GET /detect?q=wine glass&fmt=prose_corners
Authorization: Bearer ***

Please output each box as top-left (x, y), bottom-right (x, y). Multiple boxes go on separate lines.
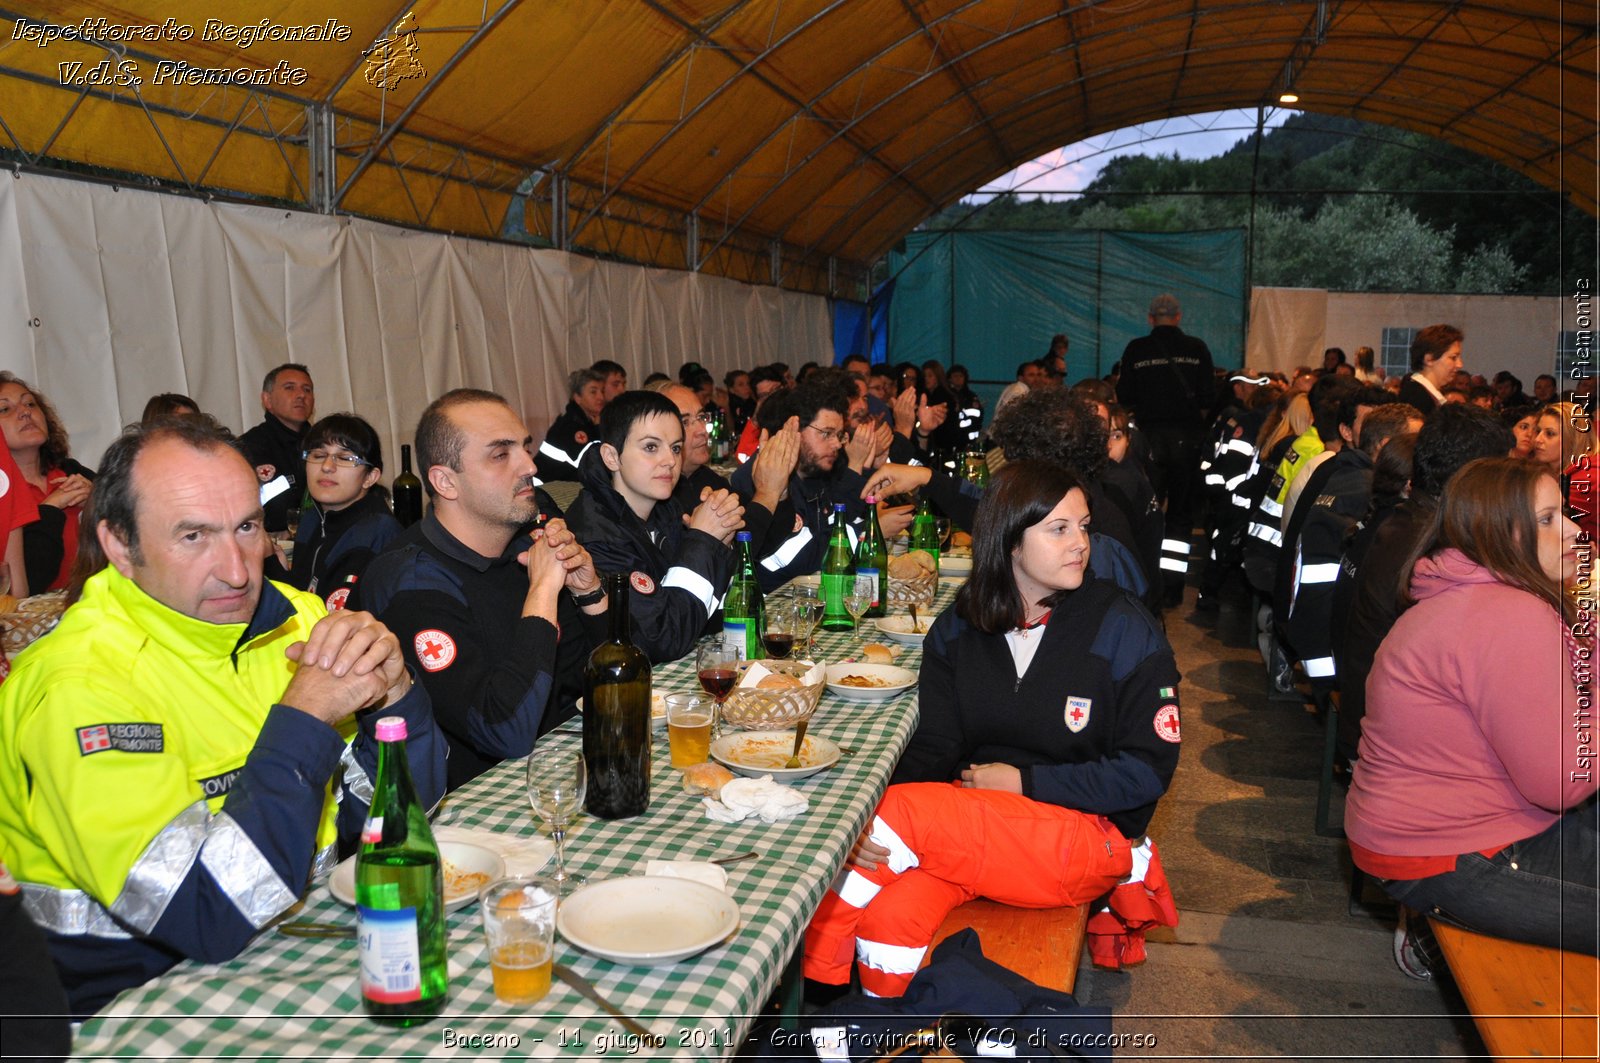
top-left (934, 516), bottom-right (953, 553)
top-left (794, 592), bottom-right (824, 657)
top-left (761, 601), bottom-right (798, 660)
top-left (844, 575), bottom-right (875, 647)
top-left (697, 642), bottom-right (741, 735)
top-left (526, 749), bottom-right (587, 896)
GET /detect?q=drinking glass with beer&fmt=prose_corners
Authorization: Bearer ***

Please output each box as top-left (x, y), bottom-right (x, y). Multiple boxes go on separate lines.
top-left (479, 877), bottom-right (558, 1006)
top-left (665, 692), bottom-right (715, 768)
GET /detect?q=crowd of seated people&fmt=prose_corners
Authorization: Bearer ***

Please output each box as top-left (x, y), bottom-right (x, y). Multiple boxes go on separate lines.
top-left (0, 330), bottom-right (1590, 1024)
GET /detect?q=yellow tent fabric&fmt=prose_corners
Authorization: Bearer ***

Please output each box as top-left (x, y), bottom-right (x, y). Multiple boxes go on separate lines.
top-left (1, 1), bottom-right (1593, 296)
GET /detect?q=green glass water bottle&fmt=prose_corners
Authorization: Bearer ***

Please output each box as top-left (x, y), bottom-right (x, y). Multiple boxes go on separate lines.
top-left (909, 496), bottom-right (941, 572)
top-left (357, 716), bottom-right (447, 1026)
top-left (820, 503), bottom-right (856, 631)
top-left (855, 497), bottom-right (889, 619)
top-left (723, 530), bottom-right (763, 659)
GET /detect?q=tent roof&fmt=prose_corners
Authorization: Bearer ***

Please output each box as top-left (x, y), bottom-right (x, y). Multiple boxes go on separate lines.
top-left (1, 1), bottom-right (1592, 296)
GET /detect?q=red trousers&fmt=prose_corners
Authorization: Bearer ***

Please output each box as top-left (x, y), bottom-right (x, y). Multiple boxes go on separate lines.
top-left (803, 782), bottom-right (1132, 997)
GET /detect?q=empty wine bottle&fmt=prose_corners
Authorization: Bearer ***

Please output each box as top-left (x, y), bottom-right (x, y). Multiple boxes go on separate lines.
top-left (392, 444), bottom-right (423, 527)
top-left (584, 571), bottom-right (652, 819)
top-left (357, 716), bottom-right (447, 1026)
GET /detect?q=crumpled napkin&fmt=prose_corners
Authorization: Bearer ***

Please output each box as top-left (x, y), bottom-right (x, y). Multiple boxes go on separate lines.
top-left (644, 860), bottom-right (730, 892)
top-left (702, 775), bottom-right (809, 823)
top-left (433, 824), bottom-right (554, 877)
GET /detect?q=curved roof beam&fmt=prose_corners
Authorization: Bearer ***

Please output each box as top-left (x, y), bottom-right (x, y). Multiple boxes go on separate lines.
top-left (566, 0), bottom-right (937, 247)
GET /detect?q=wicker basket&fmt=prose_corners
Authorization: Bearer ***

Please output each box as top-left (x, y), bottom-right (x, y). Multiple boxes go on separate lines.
top-left (719, 658), bottom-right (825, 731)
top-left (886, 568), bottom-right (937, 607)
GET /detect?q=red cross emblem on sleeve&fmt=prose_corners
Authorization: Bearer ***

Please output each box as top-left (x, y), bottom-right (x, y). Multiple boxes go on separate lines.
top-left (1154, 704), bottom-right (1182, 743)
top-left (413, 629), bottom-right (457, 672)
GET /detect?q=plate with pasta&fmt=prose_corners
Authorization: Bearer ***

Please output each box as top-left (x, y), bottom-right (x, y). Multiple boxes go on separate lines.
top-left (329, 840), bottom-right (506, 913)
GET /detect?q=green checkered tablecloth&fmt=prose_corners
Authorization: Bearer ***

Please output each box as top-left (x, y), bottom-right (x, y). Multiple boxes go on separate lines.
top-left (73, 581), bottom-right (958, 1059)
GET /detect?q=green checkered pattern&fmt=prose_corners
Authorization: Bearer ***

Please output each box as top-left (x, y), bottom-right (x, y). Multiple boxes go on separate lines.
top-left (73, 581), bottom-right (959, 1059)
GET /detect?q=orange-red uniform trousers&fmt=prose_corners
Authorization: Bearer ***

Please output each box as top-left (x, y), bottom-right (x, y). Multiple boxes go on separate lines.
top-left (803, 781), bottom-right (1132, 998)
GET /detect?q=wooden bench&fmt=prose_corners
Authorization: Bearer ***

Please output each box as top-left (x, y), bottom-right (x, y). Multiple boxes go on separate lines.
top-left (925, 900), bottom-right (1092, 992)
top-left (1429, 919), bottom-right (1599, 1061)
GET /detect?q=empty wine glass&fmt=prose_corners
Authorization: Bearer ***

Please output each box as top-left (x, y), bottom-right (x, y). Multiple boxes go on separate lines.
top-left (933, 516), bottom-right (953, 553)
top-left (527, 749), bottom-right (587, 896)
top-left (844, 575), bottom-right (875, 647)
top-left (794, 592), bottom-right (824, 657)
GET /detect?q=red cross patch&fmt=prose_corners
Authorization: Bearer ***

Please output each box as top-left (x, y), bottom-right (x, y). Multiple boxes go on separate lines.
top-left (325, 587), bottom-right (352, 611)
top-left (77, 725), bottom-right (111, 755)
top-left (1154, 704), bottom-right (1182, 743)
top-left (574, 430), bottom-right (588, 445)
top-left (629, 571), bottom-right (656, 595)
top-left (1064, 696), bottom-right (1091, 733)
top-left (414, 629), bottom-right (457, 672)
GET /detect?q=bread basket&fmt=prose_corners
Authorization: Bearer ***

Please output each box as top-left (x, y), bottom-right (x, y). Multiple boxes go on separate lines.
top-left (719, 658), bottom-right (825, 731)
top-left (886, 568), bottom-right (937, 608)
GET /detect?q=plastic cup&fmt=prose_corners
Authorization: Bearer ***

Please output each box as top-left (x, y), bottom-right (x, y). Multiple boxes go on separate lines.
top-left (665, 692), bottom-right (714, 768)
top-left (479, 877), bottom-right (557, 1005)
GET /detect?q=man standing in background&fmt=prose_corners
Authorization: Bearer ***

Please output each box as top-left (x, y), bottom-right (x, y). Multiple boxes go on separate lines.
top-left (1116, 294), bottom-right (1214, 606)
top-left (240, 363), bottom-right (315, 533)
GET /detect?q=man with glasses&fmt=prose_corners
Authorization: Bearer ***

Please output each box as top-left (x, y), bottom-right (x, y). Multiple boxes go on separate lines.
top-left (731, 371), bottom-right (880, 591)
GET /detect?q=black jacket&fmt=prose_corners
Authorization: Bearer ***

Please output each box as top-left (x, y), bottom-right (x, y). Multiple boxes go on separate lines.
top-left (567, 447), bottom-right (735, 663)
top-left (1280, 447), bottom-right (1373, 688)
top-left (353, 507), bottom-right (602, 790)
top-left (238, 415), bottom-right (308, 532)
top-left (895, 577), bottom-right (1181, 839)
top-left (730, 458), bottom-right (869, 592)
top-left (287, 490), bottom-right (403, 606)
top-left (536, 400), bottom-right (600, 483)
top-left (1116, 325), bottom-right (1214, 427)
top-left (1396, 376), bottom-right (1440, 416)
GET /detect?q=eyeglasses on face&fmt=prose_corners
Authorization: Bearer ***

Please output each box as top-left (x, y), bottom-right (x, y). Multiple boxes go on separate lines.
top-left (303, 449), bottom-right (370, 468)
top-left (804, 423), bottom-right (845, 443)
top-left (678, 411), bottom-right (715, 426)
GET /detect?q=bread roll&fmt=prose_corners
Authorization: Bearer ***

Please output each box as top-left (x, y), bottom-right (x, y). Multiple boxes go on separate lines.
top-left (889, 550), bottom-right (936, 579)
top-left (861, 643), bottom-right (896, 663)
top-left (950, 530), bottom-right (972, 548)
top-left (757, 672), bottom-right (803, 690)
top-left (681, 761), bottom-right (736, 796)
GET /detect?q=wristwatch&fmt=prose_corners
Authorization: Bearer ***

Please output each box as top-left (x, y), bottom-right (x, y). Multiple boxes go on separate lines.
top-left (570, 585), bottom-right (606, 607)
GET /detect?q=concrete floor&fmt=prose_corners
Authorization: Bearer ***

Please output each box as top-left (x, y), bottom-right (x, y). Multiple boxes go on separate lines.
top-left (1068, 586), bottom-right (1483, 1060)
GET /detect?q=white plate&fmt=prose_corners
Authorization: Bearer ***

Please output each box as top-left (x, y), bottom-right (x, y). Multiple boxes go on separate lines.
top-left (938, 554), bottom-right (972, 575)
top-left (825, 662), bottom-right (918, 701)
top-left (329, 840), bottom-right (506, 913)
top-left (710, 730), bottom-right (842, 781)
top-left (557, 876), bottom-right (740, 965)
top-left (874, 615), bottom-right (929, 645)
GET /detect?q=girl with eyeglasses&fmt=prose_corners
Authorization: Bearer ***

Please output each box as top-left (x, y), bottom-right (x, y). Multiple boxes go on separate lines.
top-left (288, 413), bottom-right (402, 606)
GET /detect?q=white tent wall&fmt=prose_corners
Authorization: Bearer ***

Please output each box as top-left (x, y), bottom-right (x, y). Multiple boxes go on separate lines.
top-left (0, 171), bottom-right (832, 473)
top-left (1248, 286), bottom-right (1578, 386)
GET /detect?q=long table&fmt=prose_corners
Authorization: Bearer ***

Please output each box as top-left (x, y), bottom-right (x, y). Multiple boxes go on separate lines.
top-left (72, 581), bottom-right (957, 1059)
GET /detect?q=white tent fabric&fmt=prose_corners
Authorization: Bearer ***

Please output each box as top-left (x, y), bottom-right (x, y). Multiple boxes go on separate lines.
top-left (0, 172), bottom-right (831, 471)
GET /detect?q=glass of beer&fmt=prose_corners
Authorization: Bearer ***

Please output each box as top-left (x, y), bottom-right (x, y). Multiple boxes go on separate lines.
top-left (665, 692), bottom-right (715, 768)
top-left (479, 877), bottom-right (557, 1006)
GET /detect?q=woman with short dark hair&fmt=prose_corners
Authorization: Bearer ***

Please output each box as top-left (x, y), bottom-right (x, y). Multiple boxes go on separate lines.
top-left (803, 460), bottom-right (1181, 997)
top-left (288, 413), bottom-right (401, 606)
top-left (1347, 457), bottom-right (1595, 960)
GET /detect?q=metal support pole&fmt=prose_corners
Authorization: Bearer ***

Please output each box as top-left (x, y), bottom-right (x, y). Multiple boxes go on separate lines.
top-left (687, 212), bottom-right (700, 271)
top-left (770, 239), bottom-right (782, 287)
top-left (307, 103), bottom-right (336, 214)
top-left (552, 172), bottom-right (568, 251)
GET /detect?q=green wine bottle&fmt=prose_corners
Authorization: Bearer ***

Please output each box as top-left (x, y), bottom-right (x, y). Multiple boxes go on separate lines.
top-left (723, 530), bottom-right (763, 659)
top-left (583, 571), bottom-right (652, 819)
top-left (908, 496), bottom-right (941, 573)
top-left (392, 444), bottom-right (424, 528)
top-left (855, 497), bottom-right (888, 619)
top-left (821, 503), bottom-right (856, 631)
top-left (357, 716), bottom-right (447, 1026)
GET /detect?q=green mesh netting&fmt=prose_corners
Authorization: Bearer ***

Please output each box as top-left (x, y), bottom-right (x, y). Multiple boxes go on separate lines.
top-left (884, 229), bottom-right (1246, 393)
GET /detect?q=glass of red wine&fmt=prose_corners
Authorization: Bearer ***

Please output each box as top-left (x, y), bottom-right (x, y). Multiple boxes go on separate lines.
top-left (696, 642), bottom-right (741, 735)
top-left (761, 600), bottom-right (798, 660)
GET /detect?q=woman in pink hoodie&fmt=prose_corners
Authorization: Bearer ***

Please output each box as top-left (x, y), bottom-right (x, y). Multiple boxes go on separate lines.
top-left (1346, 457), bottom-right (1593, 955)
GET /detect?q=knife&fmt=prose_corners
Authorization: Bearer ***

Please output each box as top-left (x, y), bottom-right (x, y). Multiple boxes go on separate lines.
top-left (552, 963), bottom-right (662, 1044)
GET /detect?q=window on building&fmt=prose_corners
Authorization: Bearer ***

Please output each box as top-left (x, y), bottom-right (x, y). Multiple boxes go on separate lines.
top-left (1380, 327), bottom-right (1417, 380)
top-left (1558, 330), bottom-right (1594, 382)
